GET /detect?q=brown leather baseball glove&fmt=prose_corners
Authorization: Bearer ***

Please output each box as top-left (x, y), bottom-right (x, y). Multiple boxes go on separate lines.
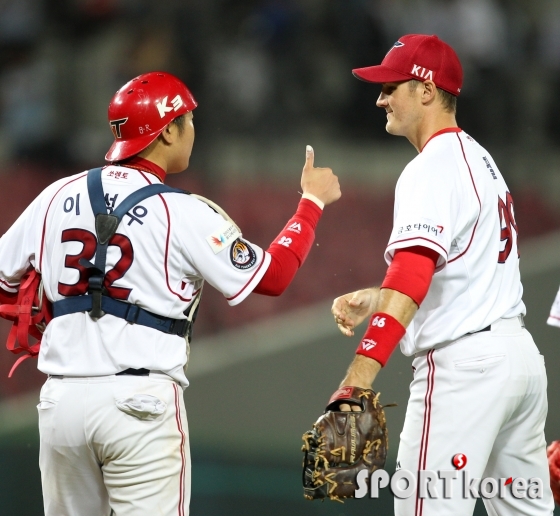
top-left (301, 386), bottom-right (389, 502)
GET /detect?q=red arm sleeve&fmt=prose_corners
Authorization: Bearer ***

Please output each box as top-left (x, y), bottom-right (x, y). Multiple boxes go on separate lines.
top-left (254, 198), bottom-right (322, 296)
top-left (381, 246), bottom-right (439, 306)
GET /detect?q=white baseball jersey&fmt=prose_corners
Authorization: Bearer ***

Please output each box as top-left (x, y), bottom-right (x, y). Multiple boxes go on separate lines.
top-left (384, 128), bottom-right (525, 355)
top-left (0, 165), bottom-right (271, 387)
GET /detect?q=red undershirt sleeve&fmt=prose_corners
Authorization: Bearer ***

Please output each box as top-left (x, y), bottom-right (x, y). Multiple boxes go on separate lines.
top-left (381, 246), bottom-right (440, 306)
top-left (254, 198), bottom-right (322, 296)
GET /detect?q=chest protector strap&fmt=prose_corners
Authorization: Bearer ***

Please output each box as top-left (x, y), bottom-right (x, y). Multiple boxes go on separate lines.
top-left (51, 167), bottom-right (199, 339)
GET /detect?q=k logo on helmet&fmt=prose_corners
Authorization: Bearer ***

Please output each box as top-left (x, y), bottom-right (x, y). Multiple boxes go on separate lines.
top-left (156, 95), bottom-right (185, 118)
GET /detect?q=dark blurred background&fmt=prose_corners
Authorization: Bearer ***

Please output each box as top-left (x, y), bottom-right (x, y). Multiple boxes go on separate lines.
top-left (2, 0), bottom-right (560, 515)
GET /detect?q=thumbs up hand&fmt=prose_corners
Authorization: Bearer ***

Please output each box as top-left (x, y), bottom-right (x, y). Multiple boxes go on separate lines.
top-left (301, 145), bottom-right (341, 207)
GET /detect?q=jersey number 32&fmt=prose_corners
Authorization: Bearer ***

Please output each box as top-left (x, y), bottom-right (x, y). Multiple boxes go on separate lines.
top-left (58, 228), bottom-right (133, 299)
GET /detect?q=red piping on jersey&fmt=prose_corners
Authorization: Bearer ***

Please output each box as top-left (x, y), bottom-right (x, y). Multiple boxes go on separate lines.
top-left (119, 156), bottom-right (167, 183)
top-left (138, 170), bottom-right (191, 302)
top-left (549, 315), bottom-right (560, 321)
top-left (415, 349), bottom-right (435, 516)
top-left (173, 383), bottom-right (186, 516)
top-left (387, 237), bottom-right (448, 259)
top-left (448, 134), bottom-right (481, 264)
top-left (0, 278), bottom-right (17, 291)
top-left (159, 194), bottom-right (191, 302)
top-left (421, 127), bottom-right (462, 152)
top-left (40, 173), bottom-right (89, 270)
top-left (227, 255), bottom-right (268, 302)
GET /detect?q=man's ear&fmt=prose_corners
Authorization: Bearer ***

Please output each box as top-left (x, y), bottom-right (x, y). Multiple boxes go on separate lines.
top-left (159, 123), bottom-right (175, 144)
top-left (421, 80), bottom-right (437, 105)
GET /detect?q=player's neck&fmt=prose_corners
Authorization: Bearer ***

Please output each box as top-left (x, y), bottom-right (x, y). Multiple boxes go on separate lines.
top-left (121, 155), bottom-right (167, 182)
top-left (137, 140), bottom-right (189, 177)
top-left (136, 146), bottom-right (170, 179)
top-left (408, 113), bottom-right (458, 153)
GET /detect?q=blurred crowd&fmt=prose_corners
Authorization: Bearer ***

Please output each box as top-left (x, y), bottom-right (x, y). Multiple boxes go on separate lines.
top-left (0, 0), bottom-right (559, 170)
top-left (3, 0), bottom-right (560, 399)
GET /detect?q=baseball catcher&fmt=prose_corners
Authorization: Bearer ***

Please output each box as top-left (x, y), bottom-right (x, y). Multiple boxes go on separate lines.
top-left (0, 71), bottom-right (341, 516)
top-left (302, 386), bottom-right (388, 502)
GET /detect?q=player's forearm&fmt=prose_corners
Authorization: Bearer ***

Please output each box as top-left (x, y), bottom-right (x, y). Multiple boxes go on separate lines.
top-left (253, 245), bottom-right (298, 296)
top-left (273, 196), bottom-right (323, 266)
top-left (352, 288), bottom-right (417, 370)
top-left (349, 247), bottom-right (437, 370)
top-left (254, 197), bottom-right (322, 296)
top-left (376, 288), bottom-right (418, 328)
top-left (340, 355), bottom-right (382, 389)
top-left (338, 290), bottom-right (414, 389)
top-left (334, 287), bottom-right (418, 389)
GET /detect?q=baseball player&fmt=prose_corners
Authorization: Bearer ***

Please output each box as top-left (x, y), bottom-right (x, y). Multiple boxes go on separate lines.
top-left (0, 71), bottom-right (340, 516)
top-left (331, 35), bottom-right (553, 515)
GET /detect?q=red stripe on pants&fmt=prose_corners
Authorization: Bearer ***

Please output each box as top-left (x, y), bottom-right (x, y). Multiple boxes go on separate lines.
top-left (174, 384), bottom-right (186, 516)
top-left (415, 350), bottom-right (435, 516)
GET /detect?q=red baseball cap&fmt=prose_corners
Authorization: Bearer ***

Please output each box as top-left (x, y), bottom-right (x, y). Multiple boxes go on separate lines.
top-left (352, 34), bottom-right (463, 96)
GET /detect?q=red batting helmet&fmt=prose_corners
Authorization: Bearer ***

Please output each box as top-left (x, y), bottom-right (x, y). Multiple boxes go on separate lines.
top-left (105, 71), bottom-right (197, 162)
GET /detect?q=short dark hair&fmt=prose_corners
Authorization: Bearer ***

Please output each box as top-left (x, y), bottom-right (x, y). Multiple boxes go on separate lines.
top-left (170, 114), bottom-right (186, 135)
top-left (408, 80), bottom-right (457, 114)
top-left (156, 114), bottom-right (186, 144)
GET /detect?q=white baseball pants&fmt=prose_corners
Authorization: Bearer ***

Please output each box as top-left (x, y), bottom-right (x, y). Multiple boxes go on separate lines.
top-left (394, 316), bottom-right (554, 516)
top-left (38, 372), bottom-right (190, 516)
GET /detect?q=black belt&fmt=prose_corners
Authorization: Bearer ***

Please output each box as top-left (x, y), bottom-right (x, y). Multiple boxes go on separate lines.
top-left (116, 368), bottom-right (150, 376)
top-left (469, 315), bottom-right (525, 335)
top-left (49, 368), bottom-right (151, 379)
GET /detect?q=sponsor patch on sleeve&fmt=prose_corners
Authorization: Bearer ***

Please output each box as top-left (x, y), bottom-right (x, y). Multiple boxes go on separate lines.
top-left (230, 239), bottom-right (257, 270)
top-left (206, 222), bottom-right (241, 254)
top-left (395, 217), bottom-right (444, 241)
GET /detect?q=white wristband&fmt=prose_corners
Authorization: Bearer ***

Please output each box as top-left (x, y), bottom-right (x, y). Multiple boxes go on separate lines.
top-left (301, 193), bottom-right (324, 210)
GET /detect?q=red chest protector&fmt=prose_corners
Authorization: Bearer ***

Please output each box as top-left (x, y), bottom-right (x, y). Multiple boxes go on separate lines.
top-left (0, 270), bottom-right (52, 377)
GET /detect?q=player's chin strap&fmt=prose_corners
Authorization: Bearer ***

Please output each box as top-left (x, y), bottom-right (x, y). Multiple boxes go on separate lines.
top-left (51, 167), bottom-right (197, 339)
